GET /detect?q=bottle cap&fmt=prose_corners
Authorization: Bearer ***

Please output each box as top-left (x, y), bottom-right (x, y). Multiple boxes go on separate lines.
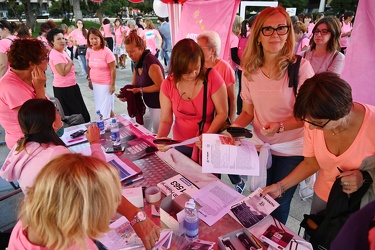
top-left (112, 118), bottom-right (116, 123)
top-left (185, 198), bottom-right (195, 209)
top-left (96, 110), bottom-right (100, 114)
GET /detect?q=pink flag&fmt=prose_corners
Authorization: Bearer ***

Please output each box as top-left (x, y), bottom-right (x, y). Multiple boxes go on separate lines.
top-left (176, 0), bottom-right (240, 59)
top-left (341, 0), bottom-right (375, 105)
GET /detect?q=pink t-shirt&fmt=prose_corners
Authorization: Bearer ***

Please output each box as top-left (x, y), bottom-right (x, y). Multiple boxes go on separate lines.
top-left (0, 35), bottom-right (17, 73)
top-left (340, 21), bottom-right (352, 48)
top-left (48, 49), bottom-right (76, 88)
top-left (307, 23), bottom-right (315, 39)
top-left (114, 26), bottom-right (124, 45)
top-left (161, 69), bottom-right (224, 141)
top-left (303, 103), bottom-right (375, 202)
top-left (213, 59), bottom-right (235, 88)
top-left (300, 50), bottom-right (345, 74)
top-left (225, 33), bottom-right (239, 71)
top-left (0, 70), bottom-right (36, 148)
top-left (86, 47), bottom-right (115, 84)
top-left (144, 29), bottom-right (160, 55)
top-left (8, 220), bottom-right (98, 250)
top-left (295, 36), bottom-right (310, 55)
top-left (240, 59), bottom-right (315, 153)
top-left (69, 29), bottom-right (87, 46)
top-left (37, 36), bottom-right (51, 51)
top-left (102, 23), bottom-right (114, 38)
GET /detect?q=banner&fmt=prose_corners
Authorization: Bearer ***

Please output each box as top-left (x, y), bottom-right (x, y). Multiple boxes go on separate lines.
top-left (176, 0), bottom-right (241, 59)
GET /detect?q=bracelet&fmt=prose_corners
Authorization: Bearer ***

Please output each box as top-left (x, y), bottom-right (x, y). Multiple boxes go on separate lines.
top-left (277, 181), bottom-right (285, 198)
top-left (140, 87), bottom-right (143, 95)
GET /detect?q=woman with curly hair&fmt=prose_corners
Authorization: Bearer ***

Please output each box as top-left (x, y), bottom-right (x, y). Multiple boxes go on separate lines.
top-left (0, 38), bottom-right (49, 149)
top-left (231, 7), bottom-right (314, 224)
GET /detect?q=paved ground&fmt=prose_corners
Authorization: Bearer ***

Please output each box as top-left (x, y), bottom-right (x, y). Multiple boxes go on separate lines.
top-left (0, 57), bottom-right (311, 236)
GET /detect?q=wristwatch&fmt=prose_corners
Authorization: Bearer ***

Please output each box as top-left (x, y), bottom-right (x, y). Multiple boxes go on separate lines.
top-left (130, 211), bottom-right (147, 226)
top-left (277, 122), bottom-right (285, 133)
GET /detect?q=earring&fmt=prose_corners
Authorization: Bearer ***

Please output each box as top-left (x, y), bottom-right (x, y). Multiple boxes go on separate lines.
top-left (257, 41), bottom-right (261, 46)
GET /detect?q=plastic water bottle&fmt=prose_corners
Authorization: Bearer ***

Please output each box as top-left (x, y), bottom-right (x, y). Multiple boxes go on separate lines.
top-left (110, 118), bottom-right (121, 146)
top-left (184, 198), bottom-right (199, 240)
top-left (96, 110), bottom-right (105, 134)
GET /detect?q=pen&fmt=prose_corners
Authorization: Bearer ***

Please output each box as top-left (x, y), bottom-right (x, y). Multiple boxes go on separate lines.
top-left (67, 137), bottom-right (84, 143)
top-left (125, 176), bottom-right (144, 186)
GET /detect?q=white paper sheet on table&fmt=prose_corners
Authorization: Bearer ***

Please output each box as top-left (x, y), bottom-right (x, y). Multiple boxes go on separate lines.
top-left (164, 136), bottom-right (199, 149)
top-left (202, 134), bottom-right (260, 176)
top-left (191, 180), bottom-right (244, 226)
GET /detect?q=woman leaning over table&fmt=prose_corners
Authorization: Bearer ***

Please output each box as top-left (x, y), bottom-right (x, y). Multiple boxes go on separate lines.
top-left (262, 72), bottom-right (375, 215)
top-left (0, 20), bottom-right (17, 77)
top-left (0, 39), bottom-right (49, 149)
top-left (46, 28), bottom-right (90, 123)
top-left (300, 16), bottom-right (345, 75)
top-left (231, 7), bottom-right (314, 224)
top-left (69, 19), bottom-right (88, 76)
top-left (121, 33), bottom-right (164, 133)
top-left (157, 38), bottom-right (228, 160)
top-left (87, 27), bottom-right (116, 119)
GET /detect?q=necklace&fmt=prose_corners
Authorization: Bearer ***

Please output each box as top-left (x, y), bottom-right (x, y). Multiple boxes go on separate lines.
top-left (261, 65), bottom-right (274, 78)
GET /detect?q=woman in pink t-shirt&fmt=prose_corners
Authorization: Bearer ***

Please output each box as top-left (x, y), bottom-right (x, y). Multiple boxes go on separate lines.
top-left (102, 18), bottom-right (114, 52)
top-left (46, 28), bottom-right (90, 122)
top-left (157, 38), bottom-right (228, 160)
top-left (144, 19), bottom-right (162, 56)
top-left (69, 19), bottom-right (88, 76)
top-left (113, 18), bottom-right (126, 68)
top-left (8, 153), bottom-right (122, 250)
top-left (231, 7), bottom-right (315, 224)
top-left (86, 27), bottom-right (116, 119)
top-left (300, 17), bottom-right (345, 75)
top-left (263, 71), bottom-right (375, 216)
top-left (0, 20), bottom-right (17, 77)
top-left (293, 21), bottom-right (310, 55)
top-left (339, 11), bottom-right (354, 54)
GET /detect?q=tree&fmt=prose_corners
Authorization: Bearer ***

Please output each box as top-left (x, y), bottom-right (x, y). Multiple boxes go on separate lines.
top-left (279, 0), bottom-right (309, 15)
top-left (329, 0), bottom-right (358, 16)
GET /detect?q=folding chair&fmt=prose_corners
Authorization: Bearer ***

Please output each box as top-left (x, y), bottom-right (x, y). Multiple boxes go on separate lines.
top-left (49, 97), bottom-right (85, 127)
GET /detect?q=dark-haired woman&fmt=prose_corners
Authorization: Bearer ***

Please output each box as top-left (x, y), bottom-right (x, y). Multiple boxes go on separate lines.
top-left (47, 28), bottom-right (90, 122)
top-left (87, 27), bottom-right (116, 119)
top-left (0, 20), bottom-right (17, 77)
top-left (102, 18), bottom-right (114, 52)
top-left (0, 99), bottom-right (103, 194)
top-left (0, 39), bottom-right (48, 149)
top-left (69, 19), bottom-right (88, 76)
top-left (263, 71), bottom-right (375, 215)
top-left (37, 22), bottom-right (52, 51)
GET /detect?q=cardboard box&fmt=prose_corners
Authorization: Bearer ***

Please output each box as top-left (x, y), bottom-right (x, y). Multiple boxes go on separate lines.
top-left (218, 228), bottom-right (263, 250)
top-left (160, 193), bottom-right (191, 235)
top-left (122, 187), bottom-right (144, 208)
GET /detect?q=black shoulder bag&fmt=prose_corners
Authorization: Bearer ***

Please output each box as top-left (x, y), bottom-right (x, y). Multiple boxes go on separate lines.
top-left (288, 55), bottom-right (302, 96)
top-left (198, 68), bottom-right (212, 135)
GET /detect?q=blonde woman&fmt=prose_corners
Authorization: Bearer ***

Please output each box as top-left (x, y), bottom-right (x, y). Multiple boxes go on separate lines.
top-left (231, 7), bottom-right (314, 223)
top-left (144, 19), bottom-right (162, 56)
top-left (8, 154), bottom-right (122, 250)
top-left (226, 15), bottom-right (243, 71)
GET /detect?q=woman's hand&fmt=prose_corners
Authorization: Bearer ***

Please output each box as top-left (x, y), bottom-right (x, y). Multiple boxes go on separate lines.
top-left (132, 218), bottom-right (160, 250)
top-left (339, 170), bottom-right (364, 194)
top-left (156, 137), bottom-right (173, 152)
top-left (260, 122), bottom-right (279, 137)
top-left (110, 85), bottom-right (115, 94)
top-left (261, 183), bottom-right (282, 199)
top-left (195, 134), bottom-right (202, 150)
top-left (32, 65), bottom-right (47, 89)
top-left (86, 125), bottom-right (100, 144)
top-left (126, 88), bottom-right (141, 94)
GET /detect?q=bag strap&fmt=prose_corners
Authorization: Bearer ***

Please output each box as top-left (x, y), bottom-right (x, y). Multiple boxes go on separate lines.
top-left (288, 55), bottom-right (302, 97)
top-left (198, 68), bottom-right (212, 135)
top-left (327, 51), bottom-right (339, 69)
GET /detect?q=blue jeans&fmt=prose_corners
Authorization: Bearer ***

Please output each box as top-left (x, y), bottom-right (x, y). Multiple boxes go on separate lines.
top-left (267, 155), bottom-right (303, 224)
top-left (78, 54), bottom-right (87, 74)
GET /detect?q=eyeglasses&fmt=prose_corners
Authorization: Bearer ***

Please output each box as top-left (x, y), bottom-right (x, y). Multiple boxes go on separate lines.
top-left (177, 93), bottom-right (197, 117)
top-left (302, 119), bottom-right (331, 128)
top-left (313, 29), bottom-right (330, 35)
top-left (261, 26), bottom-right (290, 36)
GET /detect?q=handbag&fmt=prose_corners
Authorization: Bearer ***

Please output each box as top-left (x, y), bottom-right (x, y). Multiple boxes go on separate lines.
top-left (77, 45), bottom-right (87, 56)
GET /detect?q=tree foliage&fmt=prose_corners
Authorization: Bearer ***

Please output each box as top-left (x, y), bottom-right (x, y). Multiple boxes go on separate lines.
top-left (329, 0), bottom-right (359, 16)
top-left (279, 0), bottom-right (309, 15)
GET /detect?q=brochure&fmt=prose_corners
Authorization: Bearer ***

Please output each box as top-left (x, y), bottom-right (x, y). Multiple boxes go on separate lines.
top-left (157, 174), bottom-right (199, 199)
top-left (201, 133), bottom-right (260, 176)
top-left (261, 224), bottom-right (294, 250)
top-left (99, 216), bottom-right (173, 250)
top-left (230, 188), bottom-right (279, 228)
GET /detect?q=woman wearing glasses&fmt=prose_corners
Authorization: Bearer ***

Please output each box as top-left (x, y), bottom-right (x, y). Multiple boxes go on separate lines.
top-left (230, 7), bottom-right (314, 224)
top-left (262, 71), bottom-right (375, 217)
top-left (157, 38), bottom-right (227, 159)
top-left (69, 19), bottom-right (88, 76)
top-left (46, 28), bottom-right (90, 123)
top-left (0, 39), bottom-right (49, 149)
top-left (300, 16), bottom-right (345, 74)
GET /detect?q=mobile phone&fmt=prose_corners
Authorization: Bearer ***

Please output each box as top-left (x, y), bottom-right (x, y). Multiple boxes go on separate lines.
top-left (70, 130), bottom-right (86, 139)
top-left (105, 146), bottom-right (125, 153)
top-left (153, 139), bottom-right (180, 145)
